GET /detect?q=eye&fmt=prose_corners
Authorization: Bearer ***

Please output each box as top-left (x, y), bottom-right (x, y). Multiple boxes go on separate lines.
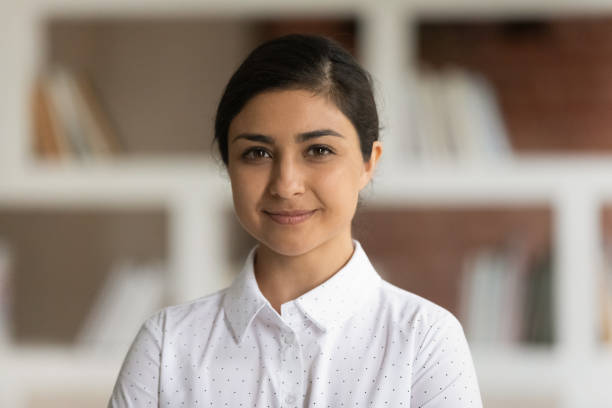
top-left (307, 145), bottom-right (335, 157)
top-left (242, 147), bottom-right (271, 161)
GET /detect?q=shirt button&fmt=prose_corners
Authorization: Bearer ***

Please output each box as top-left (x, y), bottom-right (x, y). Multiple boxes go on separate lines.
top-left (284, 333), bottom-right (294, 344)
top-left (285, 394), bottom-right (296, 404)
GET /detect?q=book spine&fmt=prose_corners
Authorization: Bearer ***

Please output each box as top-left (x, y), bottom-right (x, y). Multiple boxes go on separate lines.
top-left (31, 76), bottom-right (61, 158)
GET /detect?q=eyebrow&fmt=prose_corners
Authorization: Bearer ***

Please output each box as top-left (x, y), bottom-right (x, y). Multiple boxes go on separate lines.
top-left (230, 129), bottom-right (345, 145)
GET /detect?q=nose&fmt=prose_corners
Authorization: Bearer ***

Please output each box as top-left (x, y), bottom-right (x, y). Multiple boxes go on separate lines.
top-left (267, 154), bottom-right (305, 199)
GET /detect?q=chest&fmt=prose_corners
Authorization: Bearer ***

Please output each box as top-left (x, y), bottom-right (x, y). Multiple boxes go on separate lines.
top-left (158, 318), bottom-right (418, 407)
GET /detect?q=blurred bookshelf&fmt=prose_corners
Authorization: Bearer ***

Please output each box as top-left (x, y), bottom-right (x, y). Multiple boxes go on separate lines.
top-left (0, 208), bottom-right (168, 345)
top-left (4, 2), bottom-right (612, 408)
top-left (354, 206), bottom-right (554, 346)
top-left (29, 15), bottom-right (357, 162)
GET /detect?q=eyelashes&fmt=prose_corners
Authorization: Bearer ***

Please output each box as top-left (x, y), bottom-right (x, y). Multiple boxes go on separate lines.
top-left (241, 147), bottom-right (271, 161)
top-left (307, 145), bottom-right (335, 157)
top-left (241, 145), bottom-right (335, 162)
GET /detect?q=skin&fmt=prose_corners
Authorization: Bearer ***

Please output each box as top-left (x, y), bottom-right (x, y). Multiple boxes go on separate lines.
top-left (227, 88), bottom-right (383, 314)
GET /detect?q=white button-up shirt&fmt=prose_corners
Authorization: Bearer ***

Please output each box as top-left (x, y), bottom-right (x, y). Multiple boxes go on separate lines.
top-left (108, 239), bottom-right (483, 407)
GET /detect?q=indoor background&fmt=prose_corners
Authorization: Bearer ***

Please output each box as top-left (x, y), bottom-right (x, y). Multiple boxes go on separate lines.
top-left (1, 0), bottom-right (612, 407)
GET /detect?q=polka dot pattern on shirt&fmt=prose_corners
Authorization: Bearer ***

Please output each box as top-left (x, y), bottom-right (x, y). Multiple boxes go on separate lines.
top-left (108, 239), bottom-right (483, 407)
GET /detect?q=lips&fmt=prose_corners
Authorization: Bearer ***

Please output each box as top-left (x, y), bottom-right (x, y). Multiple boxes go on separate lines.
top-left (264, 209), bottom-right (317, 225)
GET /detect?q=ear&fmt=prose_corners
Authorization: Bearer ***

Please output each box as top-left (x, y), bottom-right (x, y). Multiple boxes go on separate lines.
top-left (359, 141), bottom-right (383, 190)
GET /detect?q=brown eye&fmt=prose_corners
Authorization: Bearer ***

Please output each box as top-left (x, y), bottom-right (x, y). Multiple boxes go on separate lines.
top-left (242, 147), bottom-right (271, 161)
top-left (307, 145), bottom-right (334, 157)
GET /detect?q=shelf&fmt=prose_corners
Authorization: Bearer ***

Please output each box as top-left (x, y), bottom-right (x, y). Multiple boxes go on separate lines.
top-left (408, 0), bottom-right (612, 18)
top-left (372, 155), bottom-right (612, 205)
top-left (472, 345), bottom-right (560, 395)
top-left (0, 156), bottom-right (232, 206)
top-left (0, 343), bottom-right (125, 380)
top-left (0, 344), bottom-right (121, 408)
top-left (3, 155), bottom-right (612, 207)
top-left (22, 0), bottom-right (612, 18)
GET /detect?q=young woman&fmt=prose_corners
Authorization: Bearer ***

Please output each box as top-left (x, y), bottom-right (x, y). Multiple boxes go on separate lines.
top-left (109, 33), bottom-right (483, 407)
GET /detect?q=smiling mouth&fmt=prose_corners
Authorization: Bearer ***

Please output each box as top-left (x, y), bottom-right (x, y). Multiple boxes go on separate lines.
top-left (263, 210), bottom-right (317, 225)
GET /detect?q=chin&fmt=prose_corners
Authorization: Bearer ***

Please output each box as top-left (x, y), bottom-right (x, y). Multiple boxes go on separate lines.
top-left (260, 235), bottom-right (317, 257)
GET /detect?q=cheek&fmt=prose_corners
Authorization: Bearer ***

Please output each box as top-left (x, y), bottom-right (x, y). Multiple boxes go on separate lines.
top-left (313, 161), bottom-right (362, 211)
top-left (230, 169), bottom-right (266, 216)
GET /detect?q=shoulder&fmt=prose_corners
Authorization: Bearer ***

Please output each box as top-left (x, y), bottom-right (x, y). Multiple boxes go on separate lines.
top-left (141, 287), bottom-right (229, 331)
top-left (377, 279), bottom-right (464, 338)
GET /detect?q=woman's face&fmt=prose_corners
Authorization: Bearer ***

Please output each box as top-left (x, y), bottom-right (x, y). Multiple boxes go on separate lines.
top-left (227, 89), bottom-right (382, 257)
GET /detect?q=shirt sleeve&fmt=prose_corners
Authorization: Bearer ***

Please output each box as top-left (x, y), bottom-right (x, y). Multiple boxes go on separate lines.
top-left (411, 312), bottom-right (483, 408)
top-left (108, 315), bottom-right (162, 408)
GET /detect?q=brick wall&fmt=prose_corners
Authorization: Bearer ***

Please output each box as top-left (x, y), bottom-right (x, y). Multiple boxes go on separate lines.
top-left (418, 17), bottom-right (612, 153)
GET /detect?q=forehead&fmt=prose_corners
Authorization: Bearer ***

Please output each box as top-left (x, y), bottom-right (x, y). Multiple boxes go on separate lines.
top-left (228, 89), bottom-right (357, 141)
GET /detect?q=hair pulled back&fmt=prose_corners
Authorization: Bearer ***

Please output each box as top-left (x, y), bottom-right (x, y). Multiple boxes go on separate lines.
top-left (213, 33), bottom-right (380, 165)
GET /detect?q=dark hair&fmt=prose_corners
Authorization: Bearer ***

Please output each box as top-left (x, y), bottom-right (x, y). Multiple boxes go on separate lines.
top-left (213, 33), bottom-right (380, 166)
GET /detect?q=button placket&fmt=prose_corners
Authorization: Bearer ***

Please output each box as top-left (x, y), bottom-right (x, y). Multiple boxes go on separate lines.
top-left (278, 301), bottom-right (306, 407)
top-left (279, 328), bottom-right (302, 407)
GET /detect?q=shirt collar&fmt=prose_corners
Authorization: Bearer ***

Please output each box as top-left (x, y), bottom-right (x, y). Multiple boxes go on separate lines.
top-left (222, 239), bottom-right (382, 343)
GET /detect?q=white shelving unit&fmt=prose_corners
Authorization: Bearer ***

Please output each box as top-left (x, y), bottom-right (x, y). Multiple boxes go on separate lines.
top-left (3, 1), bottom-right (612, 407)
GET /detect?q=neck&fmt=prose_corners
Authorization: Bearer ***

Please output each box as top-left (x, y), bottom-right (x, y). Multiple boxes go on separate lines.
top-left (253, 233), bottom-right (355, 314)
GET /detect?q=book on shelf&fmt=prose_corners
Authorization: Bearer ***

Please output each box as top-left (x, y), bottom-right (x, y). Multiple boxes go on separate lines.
top-left (406, 66), bottom-right (512, 163)
top-left (459, 240), bottom-right (553, 345)
top-left (32, 76), bottom-right (62, 158)
top-left (31, 65), bottom-right (123, 161)
top-left (412, 70), bottom-right (455, 160)
top-left (0, 238), bottom-right (13, 347)
top-left (75, 258), bottom-right (165, 354)
top-left (523, 251), bottom-right (553, 344)
top-left (600, 242), bottom-right (612, 343)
